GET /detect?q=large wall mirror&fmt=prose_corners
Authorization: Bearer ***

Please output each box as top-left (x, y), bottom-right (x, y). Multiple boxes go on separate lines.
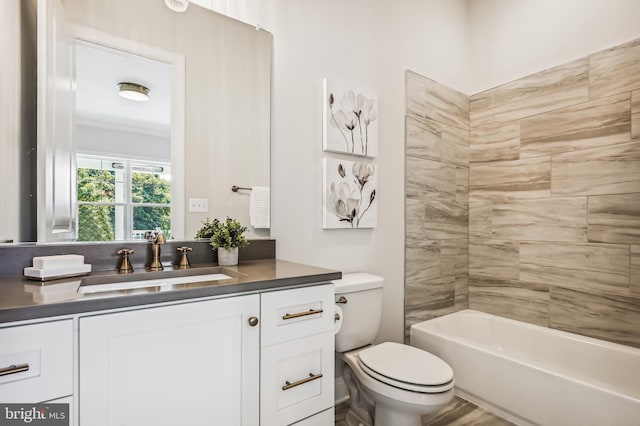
top-left (1, 0), bottom-right (271, 243)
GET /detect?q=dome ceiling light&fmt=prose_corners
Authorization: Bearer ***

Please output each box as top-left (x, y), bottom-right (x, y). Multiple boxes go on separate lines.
top-left (117, 82), bottom-right (150, 102)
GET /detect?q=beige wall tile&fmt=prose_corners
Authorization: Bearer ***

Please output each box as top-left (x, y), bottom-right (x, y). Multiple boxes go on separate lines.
top-left (469, 239), bottom-right (519, 281)
top-left (550, 287), bottom-right (640, 348)
top-left (632, 246), bottom-right (640, 296)
top-left (520, 242), bottom-right (629, 293)
top-left (441, 239), bottom-right (468, 277)
top-left (406, 69), bottom-right (429, 115)
top-left (470, 122), bottom-right (520, 164)
top-left (492, 58), bottom-right (589, 123)
top-left (469, 278), bottom-right (549, 327)
top-left (454, 275), bottom-right (469, 307)
top-left (441, 238), bottom-right (469, 255)
top-left (406, 241), bottom-right (441, 283)
top-left (425, 201), bottom-right (468, 240)
top-left (551, 141), bottom-right (640, 196)
top-left (469, 156), bottom-right (550, 201)
top-left (406, 70), bottom-right (469, 131)
top-left (469, 202), bottom-right (492, 239)
top-left (491, 197), bottom-right (588, 242)
top-left (587, 193), bottom-right (640, 244)
top-left (406, 114), bottom-right (441, 163)
top-left (521, 93), bottom-right (631, 158)
top-left (470, 90), bottom-right (493, 128)
top-left (441, 124), bottom-right (470, 167)
top-left (589, 38), bottom-right (640, 99)
top-left (632, 90), bottom-right (640, 140)
top-left (406, 157), bottom-right (456, 200)
top-left (406, 114), bottom-right (468, 167)
top-left (455, 166), bottom-right (469, 203)
top-left (405, 198), bottom-right (426, 245)
top-left (405, 276), bottom-right (456, 312)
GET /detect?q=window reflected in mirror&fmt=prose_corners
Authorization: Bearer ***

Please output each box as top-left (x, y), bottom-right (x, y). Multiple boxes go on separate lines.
top-left (76, 156), bottom-right (171, 241)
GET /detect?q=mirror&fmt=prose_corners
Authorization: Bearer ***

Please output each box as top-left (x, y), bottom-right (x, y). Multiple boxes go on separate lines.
top-left (1, 0), bottom-right (271, 243)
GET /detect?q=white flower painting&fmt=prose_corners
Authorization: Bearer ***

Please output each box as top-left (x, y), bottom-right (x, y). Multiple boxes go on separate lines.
top-left (323, 158), bottom-right (377, 229)
top-left (323, 78), bottom-right (378, 158)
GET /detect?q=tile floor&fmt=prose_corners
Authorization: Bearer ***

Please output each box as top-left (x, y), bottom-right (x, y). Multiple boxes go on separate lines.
top-left (335, 395), bottom-right (515, 426)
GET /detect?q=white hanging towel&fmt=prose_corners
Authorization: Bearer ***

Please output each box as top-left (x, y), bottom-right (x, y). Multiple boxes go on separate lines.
top-left (250, 186), bottom-right (270, 229)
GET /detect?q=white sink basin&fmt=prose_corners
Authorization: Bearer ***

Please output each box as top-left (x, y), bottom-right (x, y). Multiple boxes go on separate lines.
top-left (78, 273), bottom-right (232, 294)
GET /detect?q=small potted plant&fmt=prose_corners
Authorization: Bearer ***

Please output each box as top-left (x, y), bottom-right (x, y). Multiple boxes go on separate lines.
top-left (197, 217), bottom-right (249, 266)
top-left (194, 218), bottom-right (218, 240)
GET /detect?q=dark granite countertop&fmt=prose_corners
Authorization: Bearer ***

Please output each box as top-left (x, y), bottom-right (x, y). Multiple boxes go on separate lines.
top-left (0, 259), bottom-right (341, 323)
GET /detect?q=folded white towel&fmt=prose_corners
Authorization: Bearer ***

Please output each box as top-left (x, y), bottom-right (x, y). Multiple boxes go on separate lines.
top-left (250, 186), bottom-right (270, 229)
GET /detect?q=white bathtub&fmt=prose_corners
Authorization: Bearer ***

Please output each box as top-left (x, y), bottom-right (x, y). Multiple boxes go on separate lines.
top-left (411, 309), bottom-right (640, 426)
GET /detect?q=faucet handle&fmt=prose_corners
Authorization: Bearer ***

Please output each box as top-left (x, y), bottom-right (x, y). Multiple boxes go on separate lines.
top-left (116, 248), bottom-right (135, 273)
top-left (176, 246), bottom-right (192, 269)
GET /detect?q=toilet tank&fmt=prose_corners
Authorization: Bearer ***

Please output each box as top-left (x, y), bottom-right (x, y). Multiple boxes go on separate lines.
top-left (334, 273), bottom-right (384, 352)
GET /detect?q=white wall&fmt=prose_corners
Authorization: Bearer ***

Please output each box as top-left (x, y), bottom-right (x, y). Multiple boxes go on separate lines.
top-left (76, 125), bottom-right (171, 162)
top-left (468, 0), bottom-right (640, 94)
top-left (196, 0), bottom-right (470, 343)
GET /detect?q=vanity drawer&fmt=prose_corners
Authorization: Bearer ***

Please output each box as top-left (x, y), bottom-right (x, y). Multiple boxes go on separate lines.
top-left (0, 320), bottom-right (73, 403)
top-left (261, 284), bottom-right (334, 346)
top-left (261, 332), bottom-right (334, 426)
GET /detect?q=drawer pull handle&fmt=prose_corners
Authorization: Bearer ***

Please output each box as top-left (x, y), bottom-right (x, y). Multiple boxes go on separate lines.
top-left (282, 372), bottom-right (323, 391)
top-left (0, 363), bottom-right (29, 377)
top-left (282, 308), bottom-right (324, 320)
top-left (336, 296), bottom-right (348, 304)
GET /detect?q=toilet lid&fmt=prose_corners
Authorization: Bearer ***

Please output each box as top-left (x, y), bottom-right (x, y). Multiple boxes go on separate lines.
top-left (358, 342), bottom-right (454, 391)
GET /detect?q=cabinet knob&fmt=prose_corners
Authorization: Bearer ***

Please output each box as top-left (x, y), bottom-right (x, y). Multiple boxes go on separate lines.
top-left (248, 317), bottom-right (259, 327)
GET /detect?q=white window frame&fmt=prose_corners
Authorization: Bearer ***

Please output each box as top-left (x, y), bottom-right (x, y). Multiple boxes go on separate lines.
top-left (76, 154), bottom-right (171, 241)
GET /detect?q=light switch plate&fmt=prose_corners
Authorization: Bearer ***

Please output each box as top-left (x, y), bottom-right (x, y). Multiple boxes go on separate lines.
top-left (189, 198), bottom-right (208, 212)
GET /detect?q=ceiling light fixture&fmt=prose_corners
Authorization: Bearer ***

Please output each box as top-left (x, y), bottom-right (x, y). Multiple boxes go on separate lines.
top-left (164, 0), bottom-right (189, 13)
top-left (117, 82), bottom-right (150, 102)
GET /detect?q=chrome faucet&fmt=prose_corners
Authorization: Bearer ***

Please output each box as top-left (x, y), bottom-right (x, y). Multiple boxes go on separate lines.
top-left (148, 231), bottom-right (166, 271)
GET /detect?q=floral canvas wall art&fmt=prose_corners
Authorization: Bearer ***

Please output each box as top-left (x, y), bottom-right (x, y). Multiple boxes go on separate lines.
top-left (323, 158), bottom-right (377, 229)
top-left (323, 78), bottom-right (378, 158)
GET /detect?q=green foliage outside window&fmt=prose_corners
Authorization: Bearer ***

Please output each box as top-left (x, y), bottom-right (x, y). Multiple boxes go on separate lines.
top-left (77, 167), bottom-right (171, 241)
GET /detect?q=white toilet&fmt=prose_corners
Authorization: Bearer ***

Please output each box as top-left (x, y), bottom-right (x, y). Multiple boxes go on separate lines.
top-left (334, 273), bottom-right (454, 426)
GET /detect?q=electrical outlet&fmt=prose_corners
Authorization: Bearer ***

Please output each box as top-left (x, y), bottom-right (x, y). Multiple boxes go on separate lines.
top-left (189, 198), bottom-right (208, 212)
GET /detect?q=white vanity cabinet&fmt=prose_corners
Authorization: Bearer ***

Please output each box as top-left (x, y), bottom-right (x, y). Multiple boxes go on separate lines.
top-left (0, 281), bottom-right (335, 426)
top-left (260, 284), bottom-right (335, 426)
top-left (79, 295), bottom-right (260, 426)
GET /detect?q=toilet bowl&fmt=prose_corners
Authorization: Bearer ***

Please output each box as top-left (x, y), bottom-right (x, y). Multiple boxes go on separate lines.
top-left (334, 273), bottom-right (454, 426)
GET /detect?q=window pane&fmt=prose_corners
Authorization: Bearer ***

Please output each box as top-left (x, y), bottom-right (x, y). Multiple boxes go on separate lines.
top-left (77, 159), bottom-right (116, 203)
top-left (131, 165), bottom-right (171, 204)
top-left (77, 205), bottom-right (115, 241)
top-left (133, 206), bottom-right (171, 237)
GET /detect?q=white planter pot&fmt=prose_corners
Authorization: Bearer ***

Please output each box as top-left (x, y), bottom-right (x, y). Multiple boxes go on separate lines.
top-left (217, 247), bottom-right (239, 266)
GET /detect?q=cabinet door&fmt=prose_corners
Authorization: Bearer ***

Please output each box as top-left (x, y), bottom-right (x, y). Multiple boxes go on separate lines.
top-left (79, 295), bottom-right (259, 426)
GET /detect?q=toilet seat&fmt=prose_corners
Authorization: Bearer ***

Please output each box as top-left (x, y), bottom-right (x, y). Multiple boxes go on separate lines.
top-left (358, 342), bottom-right (454, 393)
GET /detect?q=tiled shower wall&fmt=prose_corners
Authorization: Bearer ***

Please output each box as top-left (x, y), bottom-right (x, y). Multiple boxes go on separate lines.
top-left (404, 71), bottom-right (470, 340)
top-left (405, 38), bottom-right (640, 348)
top-left (468, 38), bottom-right (640, 348)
